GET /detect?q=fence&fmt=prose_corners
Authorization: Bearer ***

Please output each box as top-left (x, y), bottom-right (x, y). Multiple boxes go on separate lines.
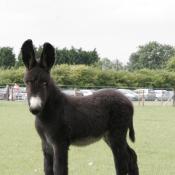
top-left (0, 84), bottom-right (175, 106)
top-left (0, 85), bottom-right (27, 101)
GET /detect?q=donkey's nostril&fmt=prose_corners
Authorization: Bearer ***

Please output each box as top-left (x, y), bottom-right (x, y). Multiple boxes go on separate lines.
top-left (29, 108), bottom-right (41, 115)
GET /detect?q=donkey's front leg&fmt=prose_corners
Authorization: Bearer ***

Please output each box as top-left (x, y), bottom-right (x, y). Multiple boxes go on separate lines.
top-left (53, 142), bottom-right (69, 175)
top-left (42, 141), bottom-right (54, 175)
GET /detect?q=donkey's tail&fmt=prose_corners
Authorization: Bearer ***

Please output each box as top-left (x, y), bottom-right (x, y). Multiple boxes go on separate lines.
top-left (129, 120), bottom-right (135, 142)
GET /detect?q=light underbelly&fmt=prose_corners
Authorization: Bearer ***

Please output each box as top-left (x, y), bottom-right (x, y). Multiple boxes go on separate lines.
top-left (71, 136), bottom-right (102, 147)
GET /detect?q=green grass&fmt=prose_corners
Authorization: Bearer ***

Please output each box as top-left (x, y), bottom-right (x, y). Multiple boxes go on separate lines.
top-left (0, 101), bottom-right (175, 175)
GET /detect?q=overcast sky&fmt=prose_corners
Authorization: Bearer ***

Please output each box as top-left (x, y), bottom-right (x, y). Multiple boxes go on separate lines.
top-left (0, 0), bottom-right (175, 64)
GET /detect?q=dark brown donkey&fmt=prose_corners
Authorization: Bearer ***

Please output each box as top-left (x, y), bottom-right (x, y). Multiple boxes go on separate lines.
top-left (21, 39), bottom-right (139, 175)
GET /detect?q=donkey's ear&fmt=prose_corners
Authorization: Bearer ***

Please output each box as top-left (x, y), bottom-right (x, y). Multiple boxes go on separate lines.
top-left (21, 39), bottom-right (36, 69)
top-left (40, 42), bottom-right (55, 71)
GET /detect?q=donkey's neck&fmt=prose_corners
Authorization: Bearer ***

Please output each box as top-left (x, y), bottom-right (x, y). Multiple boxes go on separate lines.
top-left (38, 82), bottom-right (65, 122)
top-left (47, 83), bottom-right (64, 109)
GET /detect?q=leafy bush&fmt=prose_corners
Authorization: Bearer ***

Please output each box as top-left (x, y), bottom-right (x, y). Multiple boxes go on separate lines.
top-left (1, 65), bottom-right (175, 88)
top-left (0, 67), bottom-right (24, 86)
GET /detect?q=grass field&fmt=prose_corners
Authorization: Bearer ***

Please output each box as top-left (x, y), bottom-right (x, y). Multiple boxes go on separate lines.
top-left (0, 101), bottom-right (175, 175)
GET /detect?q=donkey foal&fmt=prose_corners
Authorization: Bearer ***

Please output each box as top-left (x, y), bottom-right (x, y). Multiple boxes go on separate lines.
top-left (21, 39), bottom-right (139, 175)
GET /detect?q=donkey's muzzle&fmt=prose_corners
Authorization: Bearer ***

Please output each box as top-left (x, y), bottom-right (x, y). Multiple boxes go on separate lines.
top-left (29, 96), bottom-right (42, 115)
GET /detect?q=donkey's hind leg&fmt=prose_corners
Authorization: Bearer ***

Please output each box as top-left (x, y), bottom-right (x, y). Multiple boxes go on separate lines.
top-left (127, 144), bottom-right (139, 175)
top-left (107, 129), bottom-right (129, 175)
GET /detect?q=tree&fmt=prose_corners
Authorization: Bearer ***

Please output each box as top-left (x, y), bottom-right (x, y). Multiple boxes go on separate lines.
top-left (15, 52), bottom-right (23, 67)
top-left (95, 58), bottom-right (124, 70)
top-left (127, 41), bottom-right (175, 70)
top-left (0, 47), bottom-right (15, 68)
top-left (112, 59), bottom-right (124, 70)
top-left (16, 45), bottom-right (100, 66)
top-left (166, 56), bottom-right (175, 71)
top-left (55, 47), bottom-right (100, 65)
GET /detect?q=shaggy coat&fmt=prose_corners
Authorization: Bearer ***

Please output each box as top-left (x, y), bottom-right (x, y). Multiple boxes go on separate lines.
top-left (21, 39), bottom-right (139, 175)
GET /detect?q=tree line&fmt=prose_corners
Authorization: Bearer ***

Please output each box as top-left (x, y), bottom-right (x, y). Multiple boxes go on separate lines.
top-left (0, 41), bottom-right (175, 71)
top-left (0, 46), bottom-right (100, 68)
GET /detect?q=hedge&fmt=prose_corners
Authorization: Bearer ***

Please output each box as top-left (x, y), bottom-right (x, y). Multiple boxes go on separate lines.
top-left (0, 65), bottom-right (175, 88)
